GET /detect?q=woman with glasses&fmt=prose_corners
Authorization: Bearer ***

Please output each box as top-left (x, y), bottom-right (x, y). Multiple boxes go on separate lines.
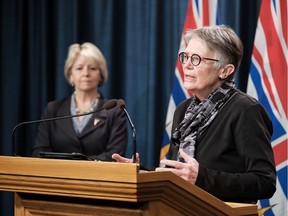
top-left (32, 42), bottom-right (127, 161)
top-left (113, 25), bottom-right (276, 203)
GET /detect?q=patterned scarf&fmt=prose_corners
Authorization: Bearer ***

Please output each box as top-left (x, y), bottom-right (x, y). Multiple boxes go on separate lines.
top-left (172, 80), bottom-right (236, 162)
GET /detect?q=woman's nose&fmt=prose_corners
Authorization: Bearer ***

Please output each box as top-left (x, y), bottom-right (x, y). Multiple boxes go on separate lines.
top-left (183, 58), bottom-right (194, 69)
top-left (82, 67), bottom-right (89, 75)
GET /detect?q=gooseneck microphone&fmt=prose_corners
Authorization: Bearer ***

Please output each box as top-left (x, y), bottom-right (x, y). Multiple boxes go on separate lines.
top-left (12, 99), bottom-right (118, 156)
top-left (117, 99), bottom-right (137, 163)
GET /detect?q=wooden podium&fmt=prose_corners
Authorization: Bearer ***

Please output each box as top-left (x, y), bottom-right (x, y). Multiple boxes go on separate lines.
top-left (0, 156), bottom-right (258, 215)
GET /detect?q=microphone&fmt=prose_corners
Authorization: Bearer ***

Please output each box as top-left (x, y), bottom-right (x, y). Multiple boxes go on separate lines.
top-left (12, 99), bottom-right (118, 156)
top-left (117, 99), bottom-right (137, 163)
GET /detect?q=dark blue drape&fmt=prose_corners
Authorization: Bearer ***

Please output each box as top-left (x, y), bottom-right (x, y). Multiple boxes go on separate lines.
top-left (0, 0), bottom-right (260, 215)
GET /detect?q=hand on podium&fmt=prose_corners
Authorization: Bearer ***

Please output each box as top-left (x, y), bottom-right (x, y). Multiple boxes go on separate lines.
top-left (112, 153), bottom-right (140, 164)
top-left (156, 149), bottom-right (199, 184)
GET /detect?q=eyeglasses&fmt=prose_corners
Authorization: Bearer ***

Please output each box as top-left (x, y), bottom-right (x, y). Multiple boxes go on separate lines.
top-left (178, 52), bottom-right (219, 66)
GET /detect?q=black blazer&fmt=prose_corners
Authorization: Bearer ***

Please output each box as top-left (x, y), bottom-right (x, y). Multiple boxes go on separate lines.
top-left (32, 97), bottom-right (127, 161)
top-left (168, 90), bottom-right (276, 203)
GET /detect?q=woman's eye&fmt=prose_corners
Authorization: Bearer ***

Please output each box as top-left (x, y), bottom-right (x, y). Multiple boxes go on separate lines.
top-left (90, 67), bottom-right (98, 70)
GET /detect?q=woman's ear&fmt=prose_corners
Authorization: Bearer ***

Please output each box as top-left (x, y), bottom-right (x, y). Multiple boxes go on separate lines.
top-left (69, 77), bottom-right (74, 87)
top-left (219, 64), bottom-right (235, 80)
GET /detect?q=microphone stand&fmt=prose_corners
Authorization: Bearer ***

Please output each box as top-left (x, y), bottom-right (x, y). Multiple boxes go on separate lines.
top-left (12, 115), bottom-right (79, 156)
top-left (122, 108), bottom-right (137, 163)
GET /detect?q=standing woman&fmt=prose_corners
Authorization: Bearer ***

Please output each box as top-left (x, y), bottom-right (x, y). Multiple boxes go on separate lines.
top-left (32, 42), bottom-right (127, 161)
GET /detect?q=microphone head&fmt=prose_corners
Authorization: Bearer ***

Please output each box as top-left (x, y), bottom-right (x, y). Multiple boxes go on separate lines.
top-left (117, 99), bottom-right (126, 109)
top-left (103, 99), bottom-right (117, 110)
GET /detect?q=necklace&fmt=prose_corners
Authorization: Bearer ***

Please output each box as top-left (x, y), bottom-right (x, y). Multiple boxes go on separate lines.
top-left (75, 106), bottom-right (94, 115)
top-left (74, 92), bottom-right (100, 115)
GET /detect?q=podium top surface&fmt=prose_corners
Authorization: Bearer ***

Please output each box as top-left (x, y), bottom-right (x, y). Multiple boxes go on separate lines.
top-left (0, 155), bottom-right (138, 182)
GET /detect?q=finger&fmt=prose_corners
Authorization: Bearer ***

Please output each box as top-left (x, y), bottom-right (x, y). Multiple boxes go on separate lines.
top-left (155, 167), bottom-right (176, 172)
top-left (111, 153), bottom-right (122, 161)
top-left (132, 153), bottom-right (140, 163)
top-left (112, 153), bottom-right (132, 163)
top-left (160, 159), bottom-right (183, 169)
top-left (179, 149), bottom-right (193, 163)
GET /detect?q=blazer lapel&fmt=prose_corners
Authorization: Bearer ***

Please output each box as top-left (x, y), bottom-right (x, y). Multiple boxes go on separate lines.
top-left (78, 99), bottom-right (108, 138)
top-left (56, 98), bottom-right (79, 142)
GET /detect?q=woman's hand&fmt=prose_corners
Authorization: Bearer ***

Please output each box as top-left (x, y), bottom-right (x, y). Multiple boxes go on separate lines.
top-left (112, 153), bottom-right (140, 163)
top-left (156, 149), bottom-right (199, 184)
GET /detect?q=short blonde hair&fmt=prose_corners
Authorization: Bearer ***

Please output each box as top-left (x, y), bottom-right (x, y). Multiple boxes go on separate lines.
top-left (64, 42), bottom-right (108, 86)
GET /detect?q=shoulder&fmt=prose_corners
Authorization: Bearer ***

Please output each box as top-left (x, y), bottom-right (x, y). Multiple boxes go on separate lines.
top-left (229, 90), bottom-right (268, 113)
top-left (45, 97), bottom-right (70, 115)
top-left (47, 97), bottom-right (70, 108)
top-left (175, 98), bottom-right (193, 113)
top-left (225, 90), bottom-right (272, 130)
top-left (172, 98), bottom-right (193, 127)
top-left (233, 90), bottom-right (259, 104)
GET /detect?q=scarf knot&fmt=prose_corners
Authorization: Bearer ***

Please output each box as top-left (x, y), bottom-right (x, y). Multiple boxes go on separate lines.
top-left (172, 81), bottom-right (236, 162)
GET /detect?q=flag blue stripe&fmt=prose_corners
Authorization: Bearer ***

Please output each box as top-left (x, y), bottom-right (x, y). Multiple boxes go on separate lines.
top-left (195, 0), bottom-right (200, 14)
top-left (161, 131), bottom-right (170, 147)
top-left (278, 166), bottom-right (288, 199)
top-left (260, 199), bottom-right (273, 216)
top-left (172, 75), bottom-right (187, 106)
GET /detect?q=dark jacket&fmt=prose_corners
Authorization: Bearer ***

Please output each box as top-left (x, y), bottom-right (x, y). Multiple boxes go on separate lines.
top-left (32, 97), bottom-right (127, 161)
top-left (167, 90), bottom-right (276, 203)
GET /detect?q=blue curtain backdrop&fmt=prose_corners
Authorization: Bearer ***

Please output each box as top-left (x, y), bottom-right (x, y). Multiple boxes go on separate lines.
top-left (0, 0), bottom-right (261, 215)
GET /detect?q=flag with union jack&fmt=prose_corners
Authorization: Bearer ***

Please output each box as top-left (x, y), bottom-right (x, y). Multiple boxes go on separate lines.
top-left (160, 0), bottom-right (219, 159)
top-left (247, 0), bottom-right (287, 215)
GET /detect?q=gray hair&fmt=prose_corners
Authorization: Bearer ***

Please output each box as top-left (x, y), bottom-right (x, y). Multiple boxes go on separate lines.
top-left (184, 25), bottom-right (243, 79)
top-left (64, 42), bottom-right (108, 86)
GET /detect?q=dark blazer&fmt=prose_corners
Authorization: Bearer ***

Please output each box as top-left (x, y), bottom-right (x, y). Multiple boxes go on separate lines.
top-left (32, 96), bottom-right (127, 161)
top-left (167, 90), bottom-right (276, 203)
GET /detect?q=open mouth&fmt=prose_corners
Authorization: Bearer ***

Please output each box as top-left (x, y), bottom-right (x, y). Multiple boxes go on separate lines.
top-left (185, 74), bottom-right (195, 80)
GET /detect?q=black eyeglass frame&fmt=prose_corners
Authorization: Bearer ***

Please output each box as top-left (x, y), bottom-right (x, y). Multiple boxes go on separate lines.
top-left (178, 52), bottom-right (219, 66)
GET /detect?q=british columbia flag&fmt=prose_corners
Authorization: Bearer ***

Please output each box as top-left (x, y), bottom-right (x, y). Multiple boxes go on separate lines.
top-left (247, 0), bottom-right (287, 215)
top-left (161, 0), bottom-right (287, 215)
